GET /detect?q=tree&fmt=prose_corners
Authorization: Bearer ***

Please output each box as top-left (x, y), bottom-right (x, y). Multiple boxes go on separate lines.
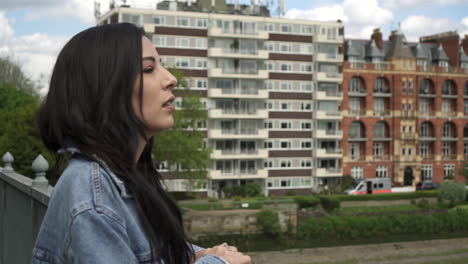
top-left (439, 181), bottom-right (466, 207)
top-left (0, 57), bottom-right (36, 93)
top-left (152, 68), bottom-right (211, 188)
top-left (0, 60), bottom-right (53, 178)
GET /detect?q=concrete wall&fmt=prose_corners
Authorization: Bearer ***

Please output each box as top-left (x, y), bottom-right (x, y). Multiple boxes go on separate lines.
top-left (0, 168), bottom-right (52, 264)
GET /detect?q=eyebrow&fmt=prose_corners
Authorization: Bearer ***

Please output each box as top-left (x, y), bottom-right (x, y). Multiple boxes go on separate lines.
top-left (142, 56), bottom-right (156, 62)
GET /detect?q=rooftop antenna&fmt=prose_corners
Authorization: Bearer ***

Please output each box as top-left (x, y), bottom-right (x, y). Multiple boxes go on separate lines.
top-left (94, 1), bottom-right (101, 19)
top-left (279, 0), bottom-right (285, 16)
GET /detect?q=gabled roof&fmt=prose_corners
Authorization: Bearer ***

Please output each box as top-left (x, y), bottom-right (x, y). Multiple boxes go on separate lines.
top-left (385, 32), bottom-right (415, 59)
top-left (460, 46), bottom-right (468, 63)
top-left (432, 44), bottom-right (449, 61)
top-left (346, 40), bottom-right (361, 57)
top-left (366, 39), bottom-right (384, 58)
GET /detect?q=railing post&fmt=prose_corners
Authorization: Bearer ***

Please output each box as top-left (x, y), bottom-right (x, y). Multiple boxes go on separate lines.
top-left (2, 152), bottom-right (14, 173)
top-left (32, 154), bottom-right (49, 189)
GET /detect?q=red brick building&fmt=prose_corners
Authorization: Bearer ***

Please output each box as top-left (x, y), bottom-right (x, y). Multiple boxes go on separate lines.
top-left (343, 29), bottom-right (468, 185)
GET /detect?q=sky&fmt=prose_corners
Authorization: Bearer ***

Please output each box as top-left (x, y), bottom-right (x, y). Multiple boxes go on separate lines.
top-left (1, 0), bottom-right (468, 93)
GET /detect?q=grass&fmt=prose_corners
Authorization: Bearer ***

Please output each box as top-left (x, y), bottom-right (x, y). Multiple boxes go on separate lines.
top-left (331, 204), bottom-right (420, 215)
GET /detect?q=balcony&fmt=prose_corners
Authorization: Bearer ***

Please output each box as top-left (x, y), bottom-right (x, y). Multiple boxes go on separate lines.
top-left (348, 135), bottom-right (367, 142)
top-left (418, 93), bottom-right (436, 98)
top-left (419, 135), bottom-right (436, 141)
top-left (373, 90), bottom-right (391, 97)
top-left (441, 136), bottom-right (458, 142)
top-left (208, 128), bottom-right (268, 139)
top-left (373, 136), bottom-right (392, 141)
top-left (315, 72), bottom-right (343, 82)
top-left (373, 155), bottom-right (391, 161)
top-left (373, 110), bottom-right (391, 117)
top-left (347, 61), bottom-right (392, 70)
top-left (348, 90), bottom-right (367, 97)
top-left (314, 148), bottom-right (342, 158)
top-left (401, 133), bottom-right (417, 140)
top-left (348, 109), bottom-right (367, 116)
top-left (313, 110), bottom-right (342, 120)
top-left (441, 93), bottom-right (458, 99)
top-left (314, 167), bottom-right (343, 177)
top-left (210, 149), bottom-right (268, 160)
top-left (208, 108), bottom-right (268, 119)
top-left (315, 53), bottom-right (343, 63)
top-left (208, 169), bottom-right (268, 180)
top-left (315, 34), bottom-right (344, 43)
top-left (208, 88), bottom-right (269, 99)
top-left (208, 27), bottom-right (269, 39)
top-left (348, 155), bottom-right (366, 162)
top-left (208, 47), bottom-right (268, 59)
top-left (313, 129), bottom-right (343, 139)
top-left (442, 154), bottom-right (457, 160)
top-left (314, 90), bottom-right (343, 101)
top-left (208, 68), bottom-right (268, 79)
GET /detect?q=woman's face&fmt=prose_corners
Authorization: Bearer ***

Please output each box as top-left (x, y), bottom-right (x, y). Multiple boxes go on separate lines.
top-left (132, 36), bottom-right (177, 136)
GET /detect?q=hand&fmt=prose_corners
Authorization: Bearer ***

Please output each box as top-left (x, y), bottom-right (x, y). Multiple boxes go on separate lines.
top-left (195, 243), bottom-right (251, 264)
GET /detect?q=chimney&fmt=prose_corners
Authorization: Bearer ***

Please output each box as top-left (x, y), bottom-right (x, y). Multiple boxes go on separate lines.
top-left (371, 28), bottom-right (383, 50)
top-left (463, 35), bottom-right (468, 55)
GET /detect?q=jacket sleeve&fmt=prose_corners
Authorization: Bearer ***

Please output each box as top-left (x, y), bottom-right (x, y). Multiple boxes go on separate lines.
top-left (65, 209), bottom-right (139, 264)
top-left (191, 245), bottom-right (228, 264)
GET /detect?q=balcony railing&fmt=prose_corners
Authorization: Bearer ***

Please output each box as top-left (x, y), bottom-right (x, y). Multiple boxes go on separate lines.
top-left (348, 109), bottom-right (366, 116)
top-left (419, 136), bottom-right (436, 141)
top-left (348, 90), bottom-right (367, 96)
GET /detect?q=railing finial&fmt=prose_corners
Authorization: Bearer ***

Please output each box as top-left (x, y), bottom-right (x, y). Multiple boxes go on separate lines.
top-left (2, 152), bottom-right (14, 173)
top-left (32, 154), bottom-right (49, 189)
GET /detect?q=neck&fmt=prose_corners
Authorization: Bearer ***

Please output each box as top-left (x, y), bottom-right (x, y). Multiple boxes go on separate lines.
top-left (135, 136), bottom-right (147, 163)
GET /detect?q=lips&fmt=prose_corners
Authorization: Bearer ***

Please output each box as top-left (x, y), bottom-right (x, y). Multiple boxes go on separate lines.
top-left (162, 96), bottom-right (175, 111)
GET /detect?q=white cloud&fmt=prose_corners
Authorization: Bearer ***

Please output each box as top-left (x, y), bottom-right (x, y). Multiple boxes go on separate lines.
top-left (0, 11), bottom-right (68, 93)
top-left (285, 0), bottom-right (393, 38)
top-left (383, 0), bottom-right (468, 9)
top-left (401, 15), bottom-right (464, 41)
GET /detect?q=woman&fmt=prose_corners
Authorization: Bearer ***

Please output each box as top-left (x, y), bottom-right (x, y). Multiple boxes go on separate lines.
top-left (33, 23), bottom-right (251, 264)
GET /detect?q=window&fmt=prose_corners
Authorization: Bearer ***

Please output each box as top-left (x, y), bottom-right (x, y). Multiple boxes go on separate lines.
top-left (196, 19), bottom-right (207, 28)
top-left (443, 164), bottom-right (455, 179)
top-left (349, 98), bottom-right (361, 114)
top-left (402, 148), bottom-right (406, 155)
top-left (402, 80), bottom-right (407, 93)
top-left (264, 141), bottom-right (273, 148)
top-left (264, 121), bottom-right (273, 129)
top-left (177, 17), bottom-right (189, 27)
top-left (464, 101), bottom-right (468, 113)
top-left (176, 58), bottom-right (189, 68)
top-left (351, 166), bottom-right (363, 180)
top-left (349, 122), bottom-right (362, 138)
top-left (442, 123), bottom-right (453, 137)
top-left (374, 78), bottom-right (387, 93)
top-left (301, 122), bottom-right (311, 130)
top-left (421, 122), bottom-right (431, 137)
top-left (301, 102), bottom-right (311, 110)
top-left (264, 160), bottom-right (273, 168)
top-left (301, 64), bottom-right (312, 72)
top-left (408, 79), bottom-right (414, 93)
top-left (281, 102), bottom-right (290, 110)
top-left (373, 98), bottom-right (385, 114)
top-left (442, 100), bottom-right (451, 113)
top-left (153, 35), bottom-right (166, 47)
top-left (280, 43), bottom-right (292, 52)
top-left (280, 82), bottom-right (292, 91)
top-left (442, 142), bottom-right (451, 157)
top-left (196, 79), bottom-right (207, 89)
top-left (301, 141), bottom-right (312, 149)
top-left (419, 99), bottom-right (428, 114)
top-left (280, 160), bottom-right (291, 168)
top-left (373, 142), bottom-right (383, 158)
top-left (376, 165), bottom-right (388, 178)
top-left (280, 64), bottom-right (292, 72)
top-left (177, 38), bottom-right (190, 48)
top-left (421, 165), bottom-right (433, 181)
top-left (464, 143), bottom-right (468, 156)
top-left (301, 82), bottom-right (312, 91)
top-left (349, 143), bottom-right (360, 160)
top-left (266, 62), bottom-right (273, 71)
top-left (301, 160), bottom-right (312, 167)
top-left (349, 77), bottom-right (363, 92)
top-left (419, 143), bottom-right (428, 158)
top-left (373, 122), bottom-right (387, 138)
top-left (154, 16), bottom-right (165, 25)
top-left (280, 141), bottom-right (291, 149)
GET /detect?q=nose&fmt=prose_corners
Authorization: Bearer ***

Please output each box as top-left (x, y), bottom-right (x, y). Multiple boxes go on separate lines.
top-left (163, 67), bottom-right (177, 91)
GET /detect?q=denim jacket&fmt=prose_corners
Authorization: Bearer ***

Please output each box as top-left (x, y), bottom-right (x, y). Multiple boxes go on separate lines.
top-left (32, 152), bottom-right (227, 264)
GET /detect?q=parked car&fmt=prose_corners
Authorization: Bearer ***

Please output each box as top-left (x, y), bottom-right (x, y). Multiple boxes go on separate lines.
top-left (416, 182), bottom-right (440, 190)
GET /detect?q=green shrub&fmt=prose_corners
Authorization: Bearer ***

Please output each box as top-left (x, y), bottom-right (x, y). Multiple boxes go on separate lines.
top-left (256, 209), bottom-right (281, 237)
top-left (294, 195), bottom-right (320, 209)
top-left (439, 182), bottom-right (467, 207)
top-left (286, 189), bottom-right (296, 196)
top-left (223, 183), bottom-right (262, 198)
top-left (319, 196), bottom-right (340, 212)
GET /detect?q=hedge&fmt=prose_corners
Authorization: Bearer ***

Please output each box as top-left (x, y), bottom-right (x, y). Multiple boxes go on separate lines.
top-left (297, 208), bottom-right (468, 241)
top-left (330, 190), bottom-right (438, 202)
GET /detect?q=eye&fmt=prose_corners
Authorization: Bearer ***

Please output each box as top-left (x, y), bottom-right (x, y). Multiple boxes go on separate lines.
top-left (143, 66), bottom-right (154, 74)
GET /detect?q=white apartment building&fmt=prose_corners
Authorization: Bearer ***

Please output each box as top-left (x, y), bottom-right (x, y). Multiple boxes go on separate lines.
top-left (96, 0), bottom-right (344, 197)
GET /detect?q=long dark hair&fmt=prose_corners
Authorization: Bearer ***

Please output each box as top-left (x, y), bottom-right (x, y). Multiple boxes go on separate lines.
top-left (38, 23), bottom-right (194, 264)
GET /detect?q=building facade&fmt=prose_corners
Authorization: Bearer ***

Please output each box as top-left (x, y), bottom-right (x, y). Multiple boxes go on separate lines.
top-left (342, 29), bottom-right (468, 185)
top-left (96, 0), bottom-right (344, 197)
